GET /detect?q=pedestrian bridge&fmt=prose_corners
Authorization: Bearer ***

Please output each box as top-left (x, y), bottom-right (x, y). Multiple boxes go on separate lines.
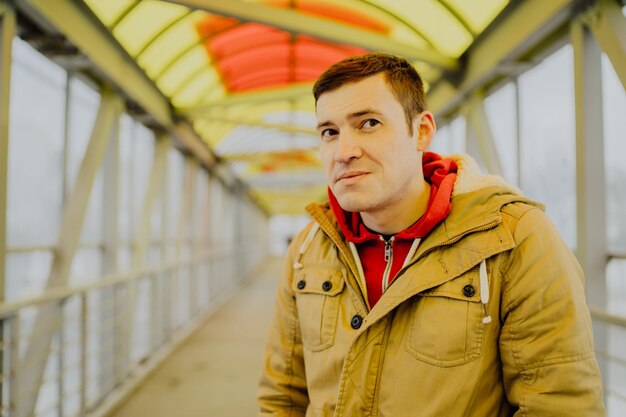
top-left (0, 0), bottom-right (625, 416)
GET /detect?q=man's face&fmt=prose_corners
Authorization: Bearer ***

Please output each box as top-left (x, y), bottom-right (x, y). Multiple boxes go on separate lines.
top-left (316, 74), bottom-right (429, 214)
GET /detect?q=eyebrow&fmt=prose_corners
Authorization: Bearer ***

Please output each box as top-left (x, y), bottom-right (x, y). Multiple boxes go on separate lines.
top-left (316, 109), bottom-right (383, 131)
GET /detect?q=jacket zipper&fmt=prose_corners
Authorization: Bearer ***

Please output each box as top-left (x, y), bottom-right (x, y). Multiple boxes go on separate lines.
top-left (380, 236), bottom-right (394, 294)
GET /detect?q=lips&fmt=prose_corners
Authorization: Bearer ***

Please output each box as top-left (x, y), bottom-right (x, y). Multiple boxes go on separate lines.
top-left (335, 171), bottom-right (368, 183)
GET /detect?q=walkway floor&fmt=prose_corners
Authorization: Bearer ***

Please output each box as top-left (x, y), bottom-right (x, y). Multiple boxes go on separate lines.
top-left (109, 257), bottom-right (282, 417)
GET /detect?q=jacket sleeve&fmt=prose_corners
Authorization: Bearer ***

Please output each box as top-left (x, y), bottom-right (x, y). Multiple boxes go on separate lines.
top-left (257, 236), bottom-right (309, 416)
top-left (498, 206), bottom-right (605, 416)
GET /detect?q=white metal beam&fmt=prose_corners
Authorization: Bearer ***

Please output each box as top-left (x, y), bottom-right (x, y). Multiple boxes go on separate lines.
top-left (571, 19), bottom-right (608, 386)
top-left (173, 122), bottom-right (217, 168)
top-left (429, 0), bottom-right (576, 117)
top-left (585, 0), bottom-right (626, 90)
top-left (14, 88), bottom-right (122, 417)
top-left (181, 83), bottom-right (314, 112)
top-left (173, 158), bottom-right (197, 324)
top-left (463, 93), bottom-right (504, 177)
top-left (163, 0), bottom-right (458, 71)
top-left (0, 1), bottom-right (15, 302)
top-left (184, 115), bottom-right (317, 136)
top-left (0, 2), bottom-right (15, 410)
top-left (100, 112), bottom-right (120, 398)
top-left (124, 135), bottom-right (169, 368)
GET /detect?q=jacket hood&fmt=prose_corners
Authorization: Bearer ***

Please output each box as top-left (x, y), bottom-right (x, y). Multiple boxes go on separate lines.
top-left (307, 153), bottom-right (542, 250)
top-left (328, 152), bottom-right (458, 243)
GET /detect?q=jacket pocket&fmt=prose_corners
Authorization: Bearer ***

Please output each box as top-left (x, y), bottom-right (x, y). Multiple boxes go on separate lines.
top-left (293, 267), bottom-right (345, 351)
top-left (404, 270), bottom-right (486, 367)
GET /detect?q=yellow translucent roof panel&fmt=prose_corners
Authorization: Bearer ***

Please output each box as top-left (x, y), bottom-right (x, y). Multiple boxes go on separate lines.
top-left (157, 45), bottom-right (211, 96)
top-left (378, 0), bottom-right (472, 57)
top-left (113, 1), bottom-right (190, 57)
top-left (445, 0), bottom-right (508, 34)
top-left (314, 0), bottom-right (431, 48)
top-left (220, 100), bottom-right (313, 122)
top-left (173, 69), bottom-right (225, 108)
top-left (137, 11), bottom-right (207, 79)
top-left (356, 0), bottom-right (511, 57)
top-left (194, 120), bottom-right (236, 148)
top-left (84, 0), bottom-right (133, 27)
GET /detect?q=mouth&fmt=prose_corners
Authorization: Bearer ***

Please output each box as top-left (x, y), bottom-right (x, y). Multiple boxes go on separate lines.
top-left (335, 171), bottom-right (368, 183)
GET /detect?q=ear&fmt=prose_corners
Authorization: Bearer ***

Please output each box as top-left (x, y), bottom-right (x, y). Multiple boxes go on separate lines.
top-left (414, 111), bottom-right (436, 151)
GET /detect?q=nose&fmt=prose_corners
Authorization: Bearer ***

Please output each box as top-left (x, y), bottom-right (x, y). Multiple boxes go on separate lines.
top-left (334, 131), bottom-right (362, 163)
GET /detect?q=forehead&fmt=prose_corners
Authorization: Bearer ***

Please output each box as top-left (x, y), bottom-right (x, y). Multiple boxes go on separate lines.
top-left (315, 74), bottom-right (401, 121)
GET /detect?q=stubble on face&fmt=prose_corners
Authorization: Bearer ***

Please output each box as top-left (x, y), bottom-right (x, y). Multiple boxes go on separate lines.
top-left (316, 74), bottom-right (423, 217)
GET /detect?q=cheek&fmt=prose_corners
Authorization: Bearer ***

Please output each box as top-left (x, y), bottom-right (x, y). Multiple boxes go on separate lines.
top-left (319, 145), bottom-right (334, 170)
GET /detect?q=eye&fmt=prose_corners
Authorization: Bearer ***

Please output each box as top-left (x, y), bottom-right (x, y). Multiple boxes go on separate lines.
top-left (361, 119), bottom-right (380, 129)
top-left (320, 128), bottom-right (338, 140)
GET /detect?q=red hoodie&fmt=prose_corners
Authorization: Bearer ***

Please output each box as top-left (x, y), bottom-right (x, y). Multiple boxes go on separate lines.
top-left (329, 152), bottom-right (457, 308)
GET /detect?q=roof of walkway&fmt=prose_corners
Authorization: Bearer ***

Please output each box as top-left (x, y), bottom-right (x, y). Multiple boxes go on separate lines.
top-left (16, 0), bottom-right (593, 214)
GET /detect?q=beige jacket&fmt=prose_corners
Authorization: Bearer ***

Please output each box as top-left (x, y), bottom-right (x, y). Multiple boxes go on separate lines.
top-left (258, 155), bottom-right (605, 416)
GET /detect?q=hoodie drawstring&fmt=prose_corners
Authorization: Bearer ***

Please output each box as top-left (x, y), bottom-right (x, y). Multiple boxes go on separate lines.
top-left (479, 259), bottom-right (492, 324)
top-left (293, 223), bottom-right (319, 270)
top-left (402, 238), bottom-right (421, 269)
top-left (348, 242), bottom-right (367, 299)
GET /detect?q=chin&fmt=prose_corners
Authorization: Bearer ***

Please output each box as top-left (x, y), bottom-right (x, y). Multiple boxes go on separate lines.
top-left (334, 192), bottom-right (371, 213)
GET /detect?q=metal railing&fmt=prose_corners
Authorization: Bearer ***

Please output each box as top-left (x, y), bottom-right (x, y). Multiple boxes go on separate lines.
top-left (0, 237), bottom-right (266, 417)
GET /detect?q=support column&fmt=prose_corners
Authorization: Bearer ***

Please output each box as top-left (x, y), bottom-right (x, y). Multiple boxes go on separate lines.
top-left (464, 93), bottom-right (504, 177)
top-left (571, 19), bottom-right (608, 386)
top-left (0, 2), bottom-right (15, 412)
top-left (173, 158), bottom-right (197, 325)
top-left (125, 134), bottom-right (169, 366)
top-left (101, 113), bottom-right (120, 394)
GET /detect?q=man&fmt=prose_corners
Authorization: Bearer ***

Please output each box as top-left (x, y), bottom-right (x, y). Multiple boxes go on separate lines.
top-left (258, 53), bottom-right (605, 416)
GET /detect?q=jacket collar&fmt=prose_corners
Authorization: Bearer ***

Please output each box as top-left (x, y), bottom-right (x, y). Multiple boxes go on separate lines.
top-left (306, 153), bottom-right (541, 318)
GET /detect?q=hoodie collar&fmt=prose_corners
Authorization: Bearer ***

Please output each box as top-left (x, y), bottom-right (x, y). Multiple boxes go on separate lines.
top-left (328, 152), bottom-right (458, 243)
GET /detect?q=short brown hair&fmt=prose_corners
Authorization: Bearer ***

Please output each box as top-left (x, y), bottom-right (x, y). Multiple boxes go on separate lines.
top-left (313, 53), bottom-right (427, 135)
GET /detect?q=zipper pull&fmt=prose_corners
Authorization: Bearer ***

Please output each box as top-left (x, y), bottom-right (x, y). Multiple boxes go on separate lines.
top-left (381, 236), bottom-right (394, 263)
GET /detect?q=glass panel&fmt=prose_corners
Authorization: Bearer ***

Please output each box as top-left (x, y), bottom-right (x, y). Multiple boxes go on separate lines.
top-left (131, 123), bottom-right (155, 240)
top-left (67, 77), bottom-right (104, 245)
top-left (130, 277), bottom-right (152, 365)
top-left (484, 82), bottom-right (518, 185)
top-left (167, 149), bottom-right (186, 240)
top-left (602, 54), bottom-right (626, 253)
top-left (606, 259), bottom-right (626, 417)
top-left (5, 251), bottom-right (54, 301)
top-left (67, 77), bottom-right (101, 193)
top-left (430, 116), bottom-right (466, 155)
top-left (69, 248), bottom-right (103, 285)
top-left (518, 44), bottom-right (576, 248)
top-left (61, 295), bottom-right (82, 417)
top-left (119, 114), bottom-right (135, 242)
top-left (7, 39), bottom-right (65, 247)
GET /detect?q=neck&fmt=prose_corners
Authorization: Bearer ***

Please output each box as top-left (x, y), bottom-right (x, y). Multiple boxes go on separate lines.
top-left (361, 179), bottom-right (431, 235)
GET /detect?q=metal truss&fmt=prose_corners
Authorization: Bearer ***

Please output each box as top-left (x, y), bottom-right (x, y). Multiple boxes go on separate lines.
top-left (14, 88), bottom-right (123, 417)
